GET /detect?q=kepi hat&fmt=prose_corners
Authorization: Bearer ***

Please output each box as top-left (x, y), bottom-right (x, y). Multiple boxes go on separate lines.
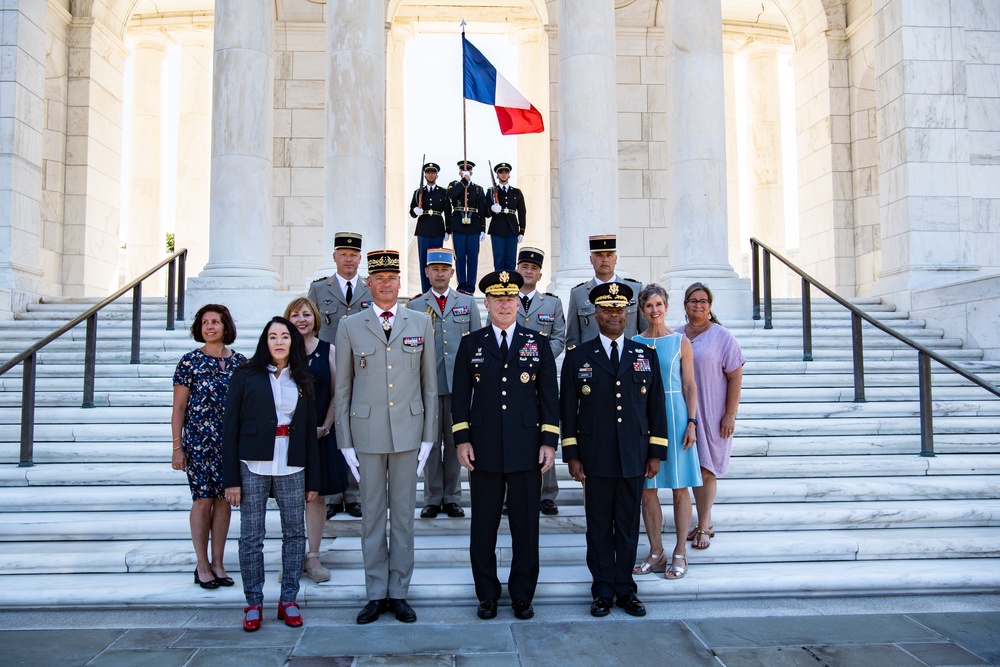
top-left (457, 159), bottom-right (476, 169)
top-left (426, 248), bottom-right (454, 266)
top-left (589, 234), bottom-right (616, 253)
top-left (494, 162), bottom-right (512, 173)
top-left (589, 281), bottom-right (632, 309)
top-left (479, 269), bottom-right (524, 297)
top-left (422, 162), bottom-right (440, 173)
top-left (366, 249), bottom-right (400, 274)
top-left (517, 247), bottom-right (544, 268)
top-left (334, 231), bottom-right (362, 251)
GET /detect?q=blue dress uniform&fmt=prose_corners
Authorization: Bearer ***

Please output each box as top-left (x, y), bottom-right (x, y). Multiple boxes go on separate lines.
top-left (560, 284), bottom-right (668, 607)
top-left (447, 160), bottom-right (489, 293)
top-left (409, 162), bottom-right (453, 293)
top-left (452, 272), bottom-right (559, 608)
top-left (485, 162), bottom-right (526, 271)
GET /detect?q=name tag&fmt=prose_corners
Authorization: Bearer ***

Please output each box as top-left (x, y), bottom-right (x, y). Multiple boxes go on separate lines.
top-left (403, 337), bottom-right (423, 347)
top-left (361, 301), bottom-right (373, 309)
top-left (633, 358), bottom-right (651, 372)
top-left (451, 305), bottom-right (470, 316)
top-left (537, 313), bottom-right (554, 324)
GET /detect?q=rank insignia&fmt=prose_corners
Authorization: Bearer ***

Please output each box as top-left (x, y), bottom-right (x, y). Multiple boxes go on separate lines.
top-left (537, 313), bottom-right (554, 324)
top-left (361, 301), bottom-right (373, 309)
top-left (633, 358), bottom-right (651, 372)
top-left (581, 385), bottom-right (591, 395)
top-left (640, 386), bottom-right (647, 394)
top-left (324, 298), bottom-right (332, 305)
top-left (452, 305), bottom-right (470, 316)
top-left (520, 372), bottom-right (530, 383)
top-left (403, 337), bottom-right (424, 347)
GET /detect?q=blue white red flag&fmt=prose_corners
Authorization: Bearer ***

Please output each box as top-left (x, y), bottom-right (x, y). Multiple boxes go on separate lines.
top-left (462, 34), bottom-right (544, 135)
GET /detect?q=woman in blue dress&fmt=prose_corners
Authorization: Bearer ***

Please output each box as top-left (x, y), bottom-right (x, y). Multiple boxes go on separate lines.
top-left (632, 284), bottom-right (701, 579)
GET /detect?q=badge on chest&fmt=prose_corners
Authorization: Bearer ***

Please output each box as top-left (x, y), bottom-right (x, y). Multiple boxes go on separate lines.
top-left (403, 337), bottom-right (424, 347)
top-left (537, 313), bottom-right (554, 324)
top-left (451, 305), bottom-right (470, 316)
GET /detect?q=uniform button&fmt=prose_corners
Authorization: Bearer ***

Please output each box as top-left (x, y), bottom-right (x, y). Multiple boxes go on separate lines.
top-left (616, 381), bottom-right (621, 386)
top-left (501, 391), bottom-right (507, 396)
top-left (389, 402), bottom-right (394, 407)
top-left (617, 417), bottom-right (622, 423)
top-left (502, 377), bottom-right (507, 382)
top-left (502, 405), bottom-right (507, 410)
top-left (616, 393), bottom-right (621, 398)
top-left (444, 352), bottom-right (448, 355)
top-left (617, 405), bottom-right (622, 411)
top-left (387, 365), bottom-right (392, 370)
top-left (504, 364), bottom-right (508, 369)
top-left (388, 384), bottom-right (393, 388)
top-left (341, 315), bottom-right (347, 319)
top-left (443, 330), bottom-right (447, 333)
top-left (386, 347), bottom-right (391, 351)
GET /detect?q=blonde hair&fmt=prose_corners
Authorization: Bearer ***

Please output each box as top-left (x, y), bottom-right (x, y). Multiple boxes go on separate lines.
top-left (283, 297), bottom-right (321, 336)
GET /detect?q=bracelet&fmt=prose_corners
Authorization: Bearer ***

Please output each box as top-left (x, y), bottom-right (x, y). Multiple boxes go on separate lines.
top-left (687, 418), bottom-right (698, 426)
top-left (173, 445), bottom-right (182, 451)
top-left (172, 437), bottom-right (182, 441)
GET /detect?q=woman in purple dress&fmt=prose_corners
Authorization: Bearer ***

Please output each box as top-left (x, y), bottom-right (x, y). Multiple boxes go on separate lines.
top-left (676, 283), bottom-right (745, 550)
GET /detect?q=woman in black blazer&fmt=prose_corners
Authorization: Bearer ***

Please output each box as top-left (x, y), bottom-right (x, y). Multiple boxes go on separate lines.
top-left (223, 317), bottom-right (320, 632)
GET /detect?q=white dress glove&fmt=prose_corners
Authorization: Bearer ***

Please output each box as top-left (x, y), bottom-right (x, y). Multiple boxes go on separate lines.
top-left (479, 232), bottom-right (486, 243)
top-left (414, 206), bottom-right (424, 216)
top-left (491, 203), bottom-right (502, 214)
top-left (416, 441), bottom-right (434, 476)
top-left (517, 234), bottom-right (524, 244)
top-left (341, 447), bottom-right (361, 482)
top-left (443, 232), bottom-right (450, 243)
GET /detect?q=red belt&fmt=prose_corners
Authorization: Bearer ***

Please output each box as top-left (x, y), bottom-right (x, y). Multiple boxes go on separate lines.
top-left (275, 425), bottom-right (290, 437)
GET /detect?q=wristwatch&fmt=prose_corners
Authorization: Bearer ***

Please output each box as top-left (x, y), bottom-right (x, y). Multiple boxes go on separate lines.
top-left (687, 418), bottom-right (698, 426)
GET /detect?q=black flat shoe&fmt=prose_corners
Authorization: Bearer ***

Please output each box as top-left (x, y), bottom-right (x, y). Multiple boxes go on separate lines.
top-left (420, 504), bottom-right (440, 518)
top-left (194, 568), bottom-right (219, 589)
top-left (213, 575), bottom-right (235, 587)
top-left (590, 597), bottom-right (612, 617)
top-left (539, 499), bottom-right (559, 515)
top-left (442, 502), bottom-right (465, 518)
top-left (512, 599), bottom-right (534, 620)
top-left (356, 598), bottom-right (388, 624)
top-left (346, 502), bottom-right (363, 518)
top-left (389, 598), bottom-right (416, 623)
top-left (477, 599), bottom-right (498, 620)
top-left (615, 592), bottom-right (646, 617)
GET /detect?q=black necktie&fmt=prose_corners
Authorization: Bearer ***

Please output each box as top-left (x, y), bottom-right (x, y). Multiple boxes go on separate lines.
top-left (521, 295), bottom-right (530, 313)
top-left (610, 340), bottom-right (620, 373)
top-left (500, 330), bottom-right (509, 357)
top-left (345, 280), bottom-right (353, 305)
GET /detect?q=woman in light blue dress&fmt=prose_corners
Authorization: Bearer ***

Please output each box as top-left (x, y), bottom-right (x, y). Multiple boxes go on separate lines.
top-left (632, 284), bottom-right (701, 579)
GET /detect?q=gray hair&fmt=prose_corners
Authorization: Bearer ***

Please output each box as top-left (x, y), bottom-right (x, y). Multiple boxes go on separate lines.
top-left (637, 283), bottom-right (669, 309)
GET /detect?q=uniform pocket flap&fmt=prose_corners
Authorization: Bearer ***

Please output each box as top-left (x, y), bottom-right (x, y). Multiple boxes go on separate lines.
top-left (351, 404), bottom-right (371, 418)
top-left (410, 401), bottom-right (424, 415)
top-left (354, 347), bottom-right (376, 357)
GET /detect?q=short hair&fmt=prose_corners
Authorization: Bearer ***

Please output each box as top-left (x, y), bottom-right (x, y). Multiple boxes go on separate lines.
top-left (190, 304), bottom-right (237, 345)
top-left (638, 283), bottom-right (669, 310)
top-left (283, 297), bottom-right (321, 336)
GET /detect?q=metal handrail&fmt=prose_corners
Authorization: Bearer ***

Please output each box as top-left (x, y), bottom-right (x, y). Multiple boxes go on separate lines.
top-left (0, 249), bottom-right (188, 467)
top-left (750, 238), bottom-right (1000, 457)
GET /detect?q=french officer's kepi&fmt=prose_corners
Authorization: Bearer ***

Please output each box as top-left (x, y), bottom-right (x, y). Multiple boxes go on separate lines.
top-left (422, 162), bottom-right (440, 173)
top-left (494, 162), bottom-right (512, 173)
top-left (426, 248), bottom-right (454, 266)
top-left (589, 234), bottom-right (617, 252)
top-left (334, 231), bottom-right (362, 251)
top-left (479, 269), bottom-right (524, 296)
top-left (367, 249), bottom-right (400, 274)
top-left (590, 281), bottom-right (632, 308)
top-left (457, 159), bottom-right (476, 169)
top-left (517, 246), bottom-right (544, 267)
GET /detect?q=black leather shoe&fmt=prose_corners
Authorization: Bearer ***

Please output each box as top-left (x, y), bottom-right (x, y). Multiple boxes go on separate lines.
top-left (590, 597), bottom-right (612, 617)
top-left (512, 599), bottom-right (534, 620)
top-left (539, 499), bottom-right (559, 515)
top-left (442, 502), bottom-right (465, 518)
top-left (389, 598), bottom-right (417, 623)
top-left (356, 598), bottom-right (388, 624)
top-left (326, 503), bottom-right (340, 520)
top-left (346, 502), bottom-right (363, 518)
top-left (477, 599), bottom-right (498, 620)
top-left (420, 504), bottom-right (440, 518)
top-left (615, 592), bottom-right (646, 617)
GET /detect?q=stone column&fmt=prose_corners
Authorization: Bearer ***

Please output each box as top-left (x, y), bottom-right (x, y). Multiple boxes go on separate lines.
top-left (659, 0), bottom-right (748, 319)
top-left (322, 0), bottom-right (386, 278)
top-left (513, 25), bottom-right (552, 261)
top-left (745, 43), bottom-right (785, 251)
top-left (551, 0), bottom-right (619, 290)
top-left (125, 34), bottom-right (168, 294)
top-left (173, 29), bottom-right (213, 280)
top-left (723, 37), bottom-right (742, 275)
top-left (385, 24), bottom-right (412, 290)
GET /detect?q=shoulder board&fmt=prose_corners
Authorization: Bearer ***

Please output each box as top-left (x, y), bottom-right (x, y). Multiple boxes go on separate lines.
top-left (572, 282), bottom-right (587, 289)
top-left (544, 292), bottom-right (559, 298)
top-left (624, 277), bottom-right (641, 283)
top-left (567, 344), bottom-right (577, 351)
top-left (462, 331), bottom-right (470, 336)
top-left (539, 331), bottom-right (549, 337)
top-left (311, 276), bottom-right (330, 284)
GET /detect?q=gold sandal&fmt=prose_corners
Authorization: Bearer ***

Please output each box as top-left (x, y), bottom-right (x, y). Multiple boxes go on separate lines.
top-left (691, 528), bottom-right (712, 550)
top-left (686, 526), bottom-right (714, 541)
top-left (664, 553), bottom-right (687, 579)
top-left (632, 552), bottom-right (667, 575)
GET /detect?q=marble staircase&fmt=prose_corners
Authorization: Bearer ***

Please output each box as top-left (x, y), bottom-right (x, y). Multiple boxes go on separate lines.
top-left (0, 295), bottom-right (998, 608)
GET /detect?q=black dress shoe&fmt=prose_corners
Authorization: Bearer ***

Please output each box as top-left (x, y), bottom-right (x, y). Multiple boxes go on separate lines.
top-left (539, 499), bottom-right (559, 515)
top-left (356, 598), bottom-right (388, 624)
top-left (615, 592), bottom-right (646, 617)
top-left (512, 599), bottom-right (534, 620)
top-left (389, 598), bottom-right (417, 623)
top-left (346, 502), bottom-right (363, 518)
top-left (442, 502), bottom-right (465, 518)
top-left (326, 502), bottom-right (341, 520)
top-left (477, 599), bottom-right (498, 619)
top-left (420, 504), bottom-right (440, 518)
top-left (590, 597), bottom-right (612, 617)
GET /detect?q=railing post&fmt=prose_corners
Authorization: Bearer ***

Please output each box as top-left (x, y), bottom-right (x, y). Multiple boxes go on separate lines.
top-left (177, 250), bottom-right (186, 321)
top-left (751, 240), bottom-right (760, 320)
top-left (801, 277), bottom-right (812, 362)
top-left (851, 311), bottom-right (866, 402)
top-left (130, 282), bottom-right (142, 364)
top-left (918, 351), bottom-right (935, 457)
top-left (82, 313), bottom-right (97, 408)
top-left (19, 352), bottom-right (36, 467)
top-left (166, 258), bottom-right (176, 331)
top-left (762, 250), bottom-right (773, 330)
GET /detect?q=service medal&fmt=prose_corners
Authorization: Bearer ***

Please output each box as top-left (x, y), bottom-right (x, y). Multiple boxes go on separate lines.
top-left (640, 386), bottom-right (646, 394)
top-left (581, 385), bottom-right (591, 395)
top-left (520, 372), bottom-right (530, 383)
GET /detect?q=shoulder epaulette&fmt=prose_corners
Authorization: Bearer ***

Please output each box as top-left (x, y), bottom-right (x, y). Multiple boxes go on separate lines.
top-left (311, 276), bottom-right (330, 283)
top-left (624, 277), bottom-right (641, 283)
top-left (544, 292), bottom-right (558, 298)
top-left (572, 282), bottom-right (586, 289)
top-left (567, 344), bottom-right (577, 351)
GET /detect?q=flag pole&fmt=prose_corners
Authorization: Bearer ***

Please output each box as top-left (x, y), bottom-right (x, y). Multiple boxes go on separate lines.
top-left (461, 19), bottom-right (469, 221)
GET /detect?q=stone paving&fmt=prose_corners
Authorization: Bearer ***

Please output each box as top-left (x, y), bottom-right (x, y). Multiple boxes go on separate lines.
top-left (1, 594), bottom-right (997, 666)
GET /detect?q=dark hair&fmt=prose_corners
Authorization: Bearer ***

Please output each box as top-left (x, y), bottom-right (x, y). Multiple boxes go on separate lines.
top-left (241, 317), bottom-right (314, 400)
top-left (684, 282), bottom-right (721, 326)
top-left (190, 304), bottom-right (237, 345)
top-left (638, 283), bottom-right (669, 310)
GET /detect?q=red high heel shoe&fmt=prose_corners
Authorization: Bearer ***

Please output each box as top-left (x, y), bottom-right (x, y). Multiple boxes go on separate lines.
top-left (243, 605), bottom-right (263, 632)
top-left (277, 600), bottom-right (303, 627)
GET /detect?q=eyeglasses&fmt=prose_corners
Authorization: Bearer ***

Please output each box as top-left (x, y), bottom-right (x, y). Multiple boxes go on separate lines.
top-left (685, 299), bottom-right (711, 306)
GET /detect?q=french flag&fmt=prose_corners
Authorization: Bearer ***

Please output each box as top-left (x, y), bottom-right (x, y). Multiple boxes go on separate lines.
top-left (463, 35), bottom-right (544, 136)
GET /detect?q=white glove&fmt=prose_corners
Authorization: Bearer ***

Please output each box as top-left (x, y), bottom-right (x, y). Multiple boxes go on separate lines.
top-left (479, 232), bottom-right (486, 243)
top-left (341, 447), bottom-right (361, 482)
top-left (416, 441), bottom-right (434, 476)
top-left (414, 207), bottom-right (424, 216)
top-left (460, 170), bottom-right (470, 180)
top-left (517, 234), bottom-right (524, 244)
top-left (443, 232), bottom-right (450, 243)
top-left (491, 203), bottom-right (502, 214)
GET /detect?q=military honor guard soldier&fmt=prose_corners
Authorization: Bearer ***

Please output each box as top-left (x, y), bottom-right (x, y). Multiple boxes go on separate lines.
top-left (334, 250), bottom-right (438, 625)
top-left (485, 162), bottom-right (526, 271)
top-left (565, 234), bottom-right (645, 349)
top-left (307, 231), bottom-right (369, 518)
top-left (452, 269), bottom-right (559, 621)
top-left (406, 248), bottom-right (481, 519)
top-left (447, 160), bottom-right (489, 294)
top-left (409, 162), bottom-right (452, 293)
top-left (560, 281), bottom-right (668, 618)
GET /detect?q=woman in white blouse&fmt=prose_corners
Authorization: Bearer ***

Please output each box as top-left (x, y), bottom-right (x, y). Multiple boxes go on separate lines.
top-left (223, 317), bottom-right (321, 632)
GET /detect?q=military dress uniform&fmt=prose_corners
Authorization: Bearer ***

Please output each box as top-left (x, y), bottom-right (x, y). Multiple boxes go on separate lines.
top-left (452, 270), bottom-right (559, 612)
top-left (566, 276), bottom-right (645, 349)
top-left (560, 282), bottom-right (668, 611)
top-left (406, 249), bottom-right (481, 515)
top-left (409, 162), bottom-right (453, 293)
top-left (447, 160), bottom-right (489, 293)
top-left (485, 162), bottom-right (526, 271)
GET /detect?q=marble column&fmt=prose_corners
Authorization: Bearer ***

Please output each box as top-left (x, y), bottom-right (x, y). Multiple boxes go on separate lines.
top-left (513, 25), bottom-right (552, 261)
top-left (322, 0), bottom-right (386, 278)
top-left (745, 43), bottom-right (785, 250)
top-left (659, 0), bottom-right (748, 319)
top-left (125, 34), bottom-right (167, 294)
top-left (551, 0), bottom-right (619, 290)
top-left (385, 24), bottom-right (412, 290)
top-left (173, 29), bottom-right (213, 280)
top-left (723, 37), bottom-right (742, 275)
